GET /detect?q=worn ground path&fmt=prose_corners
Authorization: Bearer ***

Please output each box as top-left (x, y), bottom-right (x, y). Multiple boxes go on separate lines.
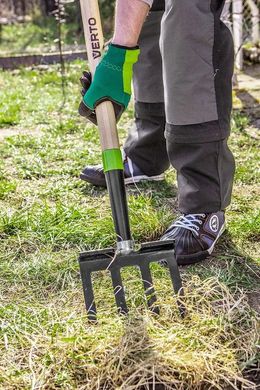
top-left (234, 64), bottom-right (260, 136)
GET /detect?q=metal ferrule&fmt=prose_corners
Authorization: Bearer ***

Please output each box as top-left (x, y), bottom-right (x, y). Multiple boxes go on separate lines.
top-left (116, 240), bottom-right (135, 254)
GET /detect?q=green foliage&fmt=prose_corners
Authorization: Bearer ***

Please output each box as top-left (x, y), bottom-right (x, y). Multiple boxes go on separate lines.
top-left (0, 1), bottom-right (115, 55)
top-left (0, 18), bottom-right (84, 55)
top-left (99, 0), bottom-right (116, 20)
top-left (0, 179), bottom-right (17, 199)
top-left (65, 0), bottom-right (115, 25)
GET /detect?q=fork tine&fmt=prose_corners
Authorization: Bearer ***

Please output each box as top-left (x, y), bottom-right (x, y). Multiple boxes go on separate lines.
top-left (79, 240), bottom-right (185, 320)
top-left (140, 263), bottom-right (159, 314)
top-left (83, 271), bottom-right (97, 321)
top-left (167, 255), bottom-right (186, 317)
top-left (110, 268), bottom-right (128, 315)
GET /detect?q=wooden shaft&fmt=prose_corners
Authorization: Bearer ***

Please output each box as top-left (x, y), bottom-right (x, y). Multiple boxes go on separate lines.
top-left (79, 0), bottom-right (120, 150)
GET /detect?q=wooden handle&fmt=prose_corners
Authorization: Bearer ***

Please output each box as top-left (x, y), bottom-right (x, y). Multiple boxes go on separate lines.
top-left (79, 0), bottom-right (120, 151)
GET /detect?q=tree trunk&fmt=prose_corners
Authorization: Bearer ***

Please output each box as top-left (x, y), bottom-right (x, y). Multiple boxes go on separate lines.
top-left (41, 0), bottom-right (57, 15)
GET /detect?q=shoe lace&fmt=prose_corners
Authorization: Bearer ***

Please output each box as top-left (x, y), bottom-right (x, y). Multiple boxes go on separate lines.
top-left (127, 155), bottom-right (135, 179)
top-left (171, 214), bottom-right (206, 237)
top-left (122, 150), bottom-right (142, 193)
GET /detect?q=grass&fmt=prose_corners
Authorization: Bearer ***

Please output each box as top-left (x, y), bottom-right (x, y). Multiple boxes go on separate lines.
top-left (0, 62), bottom-right (259, 389)
top-left (0, 3), bottom-right (114, 57)
top-left (0, 18), bottom-right (84, 56)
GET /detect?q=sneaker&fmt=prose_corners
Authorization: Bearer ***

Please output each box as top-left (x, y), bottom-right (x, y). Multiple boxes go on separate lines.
top-left (161, 212), bottom-right (226, 265)
top-left (80, 155), bottom-right (165, 187)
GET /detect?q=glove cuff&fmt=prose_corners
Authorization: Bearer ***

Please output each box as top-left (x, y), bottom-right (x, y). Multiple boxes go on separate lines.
top-left (111, 43), bottom-right (139, 51)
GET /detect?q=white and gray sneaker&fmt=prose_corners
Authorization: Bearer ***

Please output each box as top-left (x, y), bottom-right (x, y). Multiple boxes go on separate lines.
top-left (80, 154), bottom-right (165, 187)
top-left (161, 212), bottom-right (226, 265)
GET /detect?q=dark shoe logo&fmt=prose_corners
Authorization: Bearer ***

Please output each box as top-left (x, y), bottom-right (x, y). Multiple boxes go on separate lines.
top-left (209, 215), bottom-right (219, 233)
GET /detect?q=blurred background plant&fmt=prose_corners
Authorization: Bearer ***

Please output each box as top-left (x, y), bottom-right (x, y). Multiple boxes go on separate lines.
top-left (0, 0), bottom-right (115, 55)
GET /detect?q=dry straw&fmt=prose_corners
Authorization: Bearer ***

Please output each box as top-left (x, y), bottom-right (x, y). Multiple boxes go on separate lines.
top-left (2, 274), bottom-right (257, 390)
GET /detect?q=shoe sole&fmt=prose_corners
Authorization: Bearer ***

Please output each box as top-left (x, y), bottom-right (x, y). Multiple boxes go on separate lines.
top-left (124, 174), bottom-right (165, 185)
top-left (80, 173), bottom-right (165, 187)
top-left (176, 223), bottom-right (226, 266)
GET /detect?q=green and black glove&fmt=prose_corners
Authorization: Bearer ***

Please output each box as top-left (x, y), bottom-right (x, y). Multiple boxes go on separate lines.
top-left (79, 43), bottom-right (140, 125)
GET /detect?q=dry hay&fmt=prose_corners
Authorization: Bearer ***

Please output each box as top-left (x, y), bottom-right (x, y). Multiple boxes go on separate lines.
top-left (1, 276), bottom-right (259, 390)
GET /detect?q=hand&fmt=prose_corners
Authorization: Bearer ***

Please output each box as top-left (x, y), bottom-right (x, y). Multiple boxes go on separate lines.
top-left (78, 44), bottom-right (140, 125)
top-left (79, 71), bottom-right (123, 125)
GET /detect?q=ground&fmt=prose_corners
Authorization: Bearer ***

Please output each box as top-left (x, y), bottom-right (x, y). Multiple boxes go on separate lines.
top-left (0, 62), bottom-right (259, 389)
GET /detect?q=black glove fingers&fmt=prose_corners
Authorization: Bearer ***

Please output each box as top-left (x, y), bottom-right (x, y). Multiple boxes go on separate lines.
top-left (80, 76), bottom-right (91, 89)
top-left (78, 101), bottom-right (97, 125)
top-left (112, 102), bottom-right (124, 122)
top-left (81, 88), bottom-right (87, 97)
top-left (81, 71), bottom-right (92, 86)
top-left (82, 70), bottom-right (91, 79)
top-left (88, 112), bottom-right (98, 125)
top-left (80, 71), bottom-right (92, 96)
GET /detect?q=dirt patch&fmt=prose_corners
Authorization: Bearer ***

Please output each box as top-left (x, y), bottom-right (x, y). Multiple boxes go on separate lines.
top-left (236, 66), bottom-right (260, 106)
top-left (247, 291), bottom-right (260, 314)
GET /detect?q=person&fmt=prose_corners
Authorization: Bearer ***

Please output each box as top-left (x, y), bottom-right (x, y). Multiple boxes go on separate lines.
top-left (78, 0), bottom-right (236, 266)
top-left (80, 0), bottom-right (168, 186)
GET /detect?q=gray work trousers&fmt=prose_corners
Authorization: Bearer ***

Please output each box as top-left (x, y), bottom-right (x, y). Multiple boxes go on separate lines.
top-left (124, 0), bottom-right (236, 214)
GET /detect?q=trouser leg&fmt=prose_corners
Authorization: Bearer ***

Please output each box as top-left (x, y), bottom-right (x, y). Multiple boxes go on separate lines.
top-left (124, 3), bottom-right (170, 176)
top-left (124, 102), bottom-right (169, 175)
top-left (166, 138), bottom-right (236, 214)
top-left (161, 0), bottom-right (234, 130)
top-left (161, 0), bottom-right (235, 212)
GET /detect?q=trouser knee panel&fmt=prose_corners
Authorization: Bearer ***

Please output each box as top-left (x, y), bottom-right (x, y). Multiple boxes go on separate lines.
top-left (124, 102), bottom-right (169, 176)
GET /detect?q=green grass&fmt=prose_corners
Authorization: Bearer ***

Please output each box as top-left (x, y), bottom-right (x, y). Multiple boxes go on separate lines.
top-left (0, 63), bottom-right (259, 389)
top-left (0, 18), bottom-right (84, 56)
top-left (0, 4), bottom-right (114, 57)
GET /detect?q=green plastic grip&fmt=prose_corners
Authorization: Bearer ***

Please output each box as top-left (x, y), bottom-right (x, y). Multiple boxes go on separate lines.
top-left (102, 149), bottom-right (124, 173)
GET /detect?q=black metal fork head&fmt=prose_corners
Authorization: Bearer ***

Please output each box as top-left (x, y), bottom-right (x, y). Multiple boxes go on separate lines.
top-left (79, 240), bottom-right (185, 321)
